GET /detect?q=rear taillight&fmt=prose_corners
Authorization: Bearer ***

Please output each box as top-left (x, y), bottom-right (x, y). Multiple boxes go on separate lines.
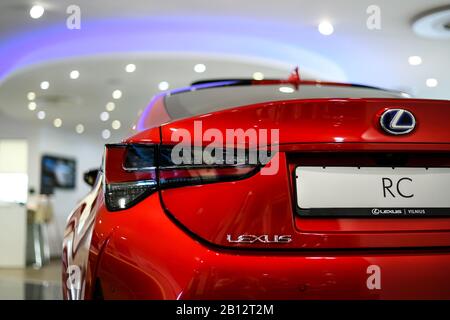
top-left (103, 144), bottom-right (262, 211)
top-left (103, 144), bottom-right (158, 211)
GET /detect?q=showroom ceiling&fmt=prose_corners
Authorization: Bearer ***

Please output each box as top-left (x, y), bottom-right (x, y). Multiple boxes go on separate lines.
top-left (0, 0), bottom-right (448, 140)
top-left (0, 56), bottom-right (291, 139)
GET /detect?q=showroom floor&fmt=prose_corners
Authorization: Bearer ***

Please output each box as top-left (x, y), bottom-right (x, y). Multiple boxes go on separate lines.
top-left (0, 260), bottom-right (62, 300)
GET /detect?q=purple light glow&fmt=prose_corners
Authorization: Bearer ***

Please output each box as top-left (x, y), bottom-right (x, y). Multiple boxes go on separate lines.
top-left (0, 16), bottom-right (347, 83)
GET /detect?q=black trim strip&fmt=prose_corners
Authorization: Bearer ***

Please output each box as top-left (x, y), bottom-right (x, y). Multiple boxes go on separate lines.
top-left (297, 207), bottom-right (450, 218)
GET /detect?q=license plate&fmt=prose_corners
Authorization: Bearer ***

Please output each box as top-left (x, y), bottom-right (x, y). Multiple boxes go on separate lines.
top-left (295, 166), bottom-right (450, 217)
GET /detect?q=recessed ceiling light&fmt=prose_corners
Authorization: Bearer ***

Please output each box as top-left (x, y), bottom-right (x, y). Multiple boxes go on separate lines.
top-left (112, 120), bottom-right (121, 130)
top-left (408, 56), bottom-right (422, 66)
top-left (194, 64), bottom-right (206, 73)
top-left (279, 86), bottom-right (295, 93)
top-left (28, 102), bottom-right (37, 111)
top-left (70, 70), bottom-right (80, 79)
top-left (102, 129), bottom-right (111, 140)
top-left (40, 81), bottom-right (49, 90)
top-left (75, 124), bottom-right (84, 134)
top-left (100, 111), bottom-right (110, 122)
top-left (252, 72), bottom-right (264, 80)
top-left (112, 90), bottom-right (122, 99)
top-left (158, 81), bottom-right (169, 91)
top-left (426, 78), bottom-right (438, 87)
top-left (37, 111), bottom-right (46, 120)
top-left (53, 118), bottom-right (62, 128)
top-left (27, 92), bottom-right (36, 100)
top-left (132, 124), bottom-right (136, 130)
top-left (318, 21), bottom-right (334, 36)
top-left (106, 102), bottom-right (115, 112)
top-left (125, 64), bottom-right (136, 73)
top-left (29, 5), bottom-right (45, 19)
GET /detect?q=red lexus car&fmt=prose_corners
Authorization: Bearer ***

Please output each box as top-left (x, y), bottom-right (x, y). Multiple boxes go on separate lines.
top-left (62, 70), bottom-right (450, 300)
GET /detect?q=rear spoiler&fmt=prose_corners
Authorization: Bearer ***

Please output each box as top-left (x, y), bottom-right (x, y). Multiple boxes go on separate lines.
top-left (190, 67), bottom-right (392, 92)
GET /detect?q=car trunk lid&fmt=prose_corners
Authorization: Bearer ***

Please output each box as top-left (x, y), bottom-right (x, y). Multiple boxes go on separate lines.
top-left (157, 98), bottom-right (450, 249)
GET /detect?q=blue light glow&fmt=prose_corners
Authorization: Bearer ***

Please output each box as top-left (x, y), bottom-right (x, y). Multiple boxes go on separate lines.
top-left (0, 16), bottom-right (347, 83)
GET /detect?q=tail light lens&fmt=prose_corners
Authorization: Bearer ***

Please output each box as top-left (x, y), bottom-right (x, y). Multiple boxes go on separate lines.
top-left (103, 144), bottom-right (263, 211)
top-left (103, 144), bottom-right (158, 211)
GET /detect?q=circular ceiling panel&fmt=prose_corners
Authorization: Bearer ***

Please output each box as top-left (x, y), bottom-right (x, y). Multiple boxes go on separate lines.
top-left (413, 6), bottom-right (450, 39)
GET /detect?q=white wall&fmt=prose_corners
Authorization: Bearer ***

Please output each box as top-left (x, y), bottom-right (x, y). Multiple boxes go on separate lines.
top-left (0, 114), bottom-right (105, 256)
top-left (0, 139), bottom-right (28, 267)
top-left (0, 204), bottom-right (26, 267)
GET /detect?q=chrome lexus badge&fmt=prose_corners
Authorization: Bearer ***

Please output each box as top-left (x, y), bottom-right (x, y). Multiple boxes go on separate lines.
top-left (226, 234), bottom-right (292, 244)
top-left (380, 109), bottom-right (416, 135)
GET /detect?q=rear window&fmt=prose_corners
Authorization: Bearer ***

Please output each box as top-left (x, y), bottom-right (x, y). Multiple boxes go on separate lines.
top-left (164, 83), bottom-right (406, 120)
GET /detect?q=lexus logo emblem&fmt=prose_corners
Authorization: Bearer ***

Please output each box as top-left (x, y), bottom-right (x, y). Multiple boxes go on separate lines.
top-left (380, 109), bottom-right (416, 135)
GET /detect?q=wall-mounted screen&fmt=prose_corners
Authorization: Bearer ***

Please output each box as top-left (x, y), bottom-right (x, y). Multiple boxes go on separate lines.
top-left (40, 155), bottom-right (76, 194)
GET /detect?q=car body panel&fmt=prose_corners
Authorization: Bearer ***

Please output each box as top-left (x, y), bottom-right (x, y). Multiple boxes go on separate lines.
top-left (94, 192), bottom-right (450, 300)
top-left (159, 98), bottom-right (450, 145)
top-left (161, 151), bottom-right (450, 250)
top-left (62, 81), bottom-right (450, 299)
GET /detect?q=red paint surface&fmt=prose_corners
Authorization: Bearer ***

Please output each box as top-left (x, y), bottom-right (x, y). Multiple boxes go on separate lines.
top-left (63, 87), bottom-right (450, 299)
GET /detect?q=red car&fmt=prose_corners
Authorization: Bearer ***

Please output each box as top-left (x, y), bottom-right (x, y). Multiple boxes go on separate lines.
top-left (63, 70), bottom-right (450, 300)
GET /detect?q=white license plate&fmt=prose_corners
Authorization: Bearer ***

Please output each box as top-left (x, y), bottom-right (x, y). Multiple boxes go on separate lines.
top-left (295, 167), bottom-right (450, 217)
